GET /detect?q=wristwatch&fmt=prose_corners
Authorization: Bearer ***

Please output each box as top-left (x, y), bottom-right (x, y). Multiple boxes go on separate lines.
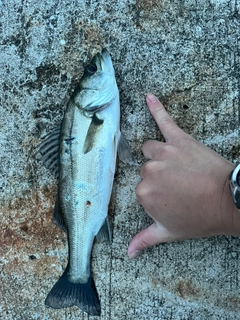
top-left (229, 163), bottom-right (240, 209)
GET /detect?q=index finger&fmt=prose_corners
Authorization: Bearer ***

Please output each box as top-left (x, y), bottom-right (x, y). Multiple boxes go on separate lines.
top-left (146, 93), bottom-right (181, 141)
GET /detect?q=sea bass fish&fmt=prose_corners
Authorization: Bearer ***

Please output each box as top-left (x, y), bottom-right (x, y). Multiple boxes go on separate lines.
top-left (36, 48), bottom-right (135, 316)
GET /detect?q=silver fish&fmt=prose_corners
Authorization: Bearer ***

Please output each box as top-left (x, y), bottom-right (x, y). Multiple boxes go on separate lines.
top-left (36, 48), bottom-right (135, 316)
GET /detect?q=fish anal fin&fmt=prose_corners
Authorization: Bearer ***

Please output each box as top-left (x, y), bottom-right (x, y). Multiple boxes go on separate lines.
top-left (45, 264), bottom-right (101, 316)
top-left (52, 196), bottom-right (67, 233)
top-left (83, 113), bottom-right (104, 154)
top-left (95, 217), bottom-right (111, 244)
top-left (117, 133), bottom-right (137, 165)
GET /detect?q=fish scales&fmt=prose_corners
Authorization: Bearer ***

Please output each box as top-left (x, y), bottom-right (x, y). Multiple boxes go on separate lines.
top-left (60, 94), bottom-right (119, 283)
top-left (36, 49), bottom-right (135, 316)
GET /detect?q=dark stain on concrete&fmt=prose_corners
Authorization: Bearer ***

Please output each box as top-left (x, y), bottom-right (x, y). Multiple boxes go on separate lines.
top-left (176, 278), bottom-right (200, 299)
top-left (0, 185), bottom-right (64, 254)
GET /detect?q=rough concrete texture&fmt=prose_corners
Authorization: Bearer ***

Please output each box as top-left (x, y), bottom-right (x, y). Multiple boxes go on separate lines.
top-left (0, 0), bottom-right (240, 319)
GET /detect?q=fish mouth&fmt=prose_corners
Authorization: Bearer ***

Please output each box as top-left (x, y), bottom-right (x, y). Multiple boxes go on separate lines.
top-left (90, 48), bottom-right (112, 73)
top-left (99, 48), bottom-right (111, 62)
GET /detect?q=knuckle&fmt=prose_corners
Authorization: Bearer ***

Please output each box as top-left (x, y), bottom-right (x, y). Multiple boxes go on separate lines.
top-left (139, 238), bottom-right (152, 250)
top-left (141, 140), bottom-right (152, 157)
top-left (136, 182), bottom-right (149, 203)
top-left (160, 144), bottom-right (174, 158)
top-left (142, 139), bottom-right (159, 151)
top-left (142, 140), bottom-right (161, 159)
top-left (143, 160), bottom-right (157, 175)
top-left (140, 160), bottom-right (166, 179)
top-left (156, 114), bottom-right (173, 127)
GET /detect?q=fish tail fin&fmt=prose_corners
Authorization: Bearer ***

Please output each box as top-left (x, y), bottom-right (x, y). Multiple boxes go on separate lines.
top-left (45, 264), bottom-right (101, 316)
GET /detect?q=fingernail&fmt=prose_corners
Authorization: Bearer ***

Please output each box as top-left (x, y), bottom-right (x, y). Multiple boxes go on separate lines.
top-left (147, 93), bottom-right (157, 103)
top-left (128, 250), bottom-right (141, 259)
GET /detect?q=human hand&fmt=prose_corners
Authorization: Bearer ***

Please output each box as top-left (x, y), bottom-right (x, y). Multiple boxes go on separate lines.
top-left (128, 93), bottom-right (240, 259)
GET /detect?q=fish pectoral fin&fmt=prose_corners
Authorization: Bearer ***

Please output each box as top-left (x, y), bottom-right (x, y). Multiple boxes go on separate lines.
top-left (117, 132), bottom-right (137, 165)
top-left (95, 217), bottom-right (111, 244)
top-left (52, 196), bottom-right (67, 232)
top-left (83, 113), bottom-right (104, 154)
top-left (35, 125), bottom-right (61, 178)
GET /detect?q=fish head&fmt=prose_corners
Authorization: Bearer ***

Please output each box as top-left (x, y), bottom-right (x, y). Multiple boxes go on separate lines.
top-left (75, 48), bottom-right (118, 113)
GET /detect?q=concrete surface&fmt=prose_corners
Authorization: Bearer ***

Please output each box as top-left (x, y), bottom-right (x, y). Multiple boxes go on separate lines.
top-left (0, 0), bottom-right (240, 319)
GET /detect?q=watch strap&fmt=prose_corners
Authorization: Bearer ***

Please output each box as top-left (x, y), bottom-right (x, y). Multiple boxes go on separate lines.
top-left (230, 163), bottom-right (240, 209)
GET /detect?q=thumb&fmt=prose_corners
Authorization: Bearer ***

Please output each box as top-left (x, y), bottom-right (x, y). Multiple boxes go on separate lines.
top-left (128, 222), bottom-right (175, 259)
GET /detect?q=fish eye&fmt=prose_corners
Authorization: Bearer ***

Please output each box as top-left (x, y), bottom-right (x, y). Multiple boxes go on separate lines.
top-left (86, 64), bottom-right (97, 75)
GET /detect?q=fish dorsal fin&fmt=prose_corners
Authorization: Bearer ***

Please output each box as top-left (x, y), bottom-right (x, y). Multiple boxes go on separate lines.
top-left (95, 217), bottom-right (111, 243)
top-left (52, 195), bottom-right (67, 232)
top-left (117, 133), bottom-right (137, 165)
top-left (35, 126), bottom-right (61, 178)
top-left (83, 113), bottom-right (104, 154)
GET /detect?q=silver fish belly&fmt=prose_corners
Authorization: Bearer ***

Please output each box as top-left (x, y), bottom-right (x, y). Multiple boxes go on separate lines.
top-left (61, 96), bottom-right (118, 274)
top-left (36, 49), bottom-right (135, 316)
